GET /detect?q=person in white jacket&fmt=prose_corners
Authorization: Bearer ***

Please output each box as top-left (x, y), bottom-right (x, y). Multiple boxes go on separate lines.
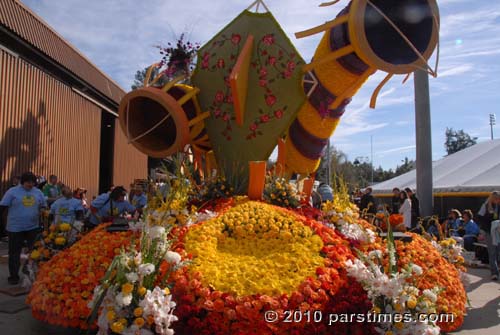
top-left (399, 190), bottom-right (412, 230)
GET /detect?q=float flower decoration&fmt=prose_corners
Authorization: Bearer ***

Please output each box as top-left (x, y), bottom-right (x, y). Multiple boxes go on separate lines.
top-left (391, 233), bottom-right (466, 332)
top-left (432, 238), bottom-right (466, 274)
top-left (198, 175), bottom-right (235, 202)
top-left (88, 212), bottom-right (187, 335)
top-left (346, 225), bottom-right (443, 335)
top-left (27, 225), bottom-right (135, 329)
top-left (377, 214), bottom-right (406, 232)
top-left (263, 174), bottom-right (301, 208)
top-left (322, 199), bottom-right (376, 245)
top-left (24, 220), bottom-right (86, 287)
top-left (169, 200), bottom-right (376, 335)
top-left (156, 33), bottom-right (200, 79)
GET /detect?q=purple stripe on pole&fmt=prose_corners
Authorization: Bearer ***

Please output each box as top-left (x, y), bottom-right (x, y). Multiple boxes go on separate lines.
top-left (289, 119), bottom-right (328, 160)
top-left (303, 71), bottom-right (352, 120)
top-left (329, 17), bottom-right (369, 76)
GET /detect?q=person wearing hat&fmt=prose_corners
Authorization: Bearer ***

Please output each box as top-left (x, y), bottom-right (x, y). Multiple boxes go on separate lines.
top-left (0, 172), bottom-right (47, 285)
top-left (405, 188), bottom-right (420, 229)
top-left (89, 186), bottom-right (136, 226)
top-left (446, 209), bottom-right (463, 237)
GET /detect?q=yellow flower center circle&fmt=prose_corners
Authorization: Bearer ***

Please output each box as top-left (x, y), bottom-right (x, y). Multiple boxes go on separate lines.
top-left (185, 201), bottom-right (324, 296)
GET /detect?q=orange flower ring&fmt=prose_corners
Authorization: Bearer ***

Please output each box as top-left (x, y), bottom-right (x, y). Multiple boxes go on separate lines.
top-left (169, 201), bottom-right (376, 335)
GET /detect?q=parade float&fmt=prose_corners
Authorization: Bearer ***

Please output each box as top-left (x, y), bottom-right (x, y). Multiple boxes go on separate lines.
top-left (27, 1), bottom-right (468, 334)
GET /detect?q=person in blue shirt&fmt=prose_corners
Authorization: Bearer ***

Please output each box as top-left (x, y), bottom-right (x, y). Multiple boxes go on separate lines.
top-left (462, 209), bottom-right (480, 251)
top-left (49, 186), bottom-right (84, 224)
top-left (89, 186), bottom-right (135, 226)
top-left (131, 185), bottom-right (147, 213)
top-left (0, 172), bottom-right (47, 285)
top-left (447, 209), bottom-right (463, 237)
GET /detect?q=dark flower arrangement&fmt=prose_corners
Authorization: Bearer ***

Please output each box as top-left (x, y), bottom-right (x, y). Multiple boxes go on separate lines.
top-left (156, 33), bottom-right (201, 79)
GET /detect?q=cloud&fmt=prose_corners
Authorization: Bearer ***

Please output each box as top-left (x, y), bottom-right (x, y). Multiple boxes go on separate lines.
top-left (376, 145), bottom-right (416, 157)
top-left (20, 0), bottom-right (500, 169)
top-left (437, 63), bottom-right (473, 78)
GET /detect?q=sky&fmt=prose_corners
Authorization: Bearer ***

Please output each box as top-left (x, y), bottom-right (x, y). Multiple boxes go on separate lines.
top-left (22, 0), bottom-right (500, 170)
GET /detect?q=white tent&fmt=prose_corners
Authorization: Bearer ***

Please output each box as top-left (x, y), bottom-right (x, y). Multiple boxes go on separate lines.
top-left (372, 139), bottom-right (500, 194)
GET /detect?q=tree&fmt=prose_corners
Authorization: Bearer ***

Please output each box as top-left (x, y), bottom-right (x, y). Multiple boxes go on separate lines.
top-left (131, 67), bottom-right (168, 90)
top-left (395, 157), bottom-right (415, 176)
top-left (444, 128), bottom-right (477, 155)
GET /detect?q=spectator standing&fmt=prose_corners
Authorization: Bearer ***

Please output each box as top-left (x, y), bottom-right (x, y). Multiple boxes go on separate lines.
top-left (477, 191), bottom-right (500, 280)
top-left (0, 172), bottom-right (46, 285)
top-left (405, 188), bottom-right (420, 229)
top-left (398, 190), bottom-right (412, 229)
top-left (50, 186), bottom-right (84, 223)
top-left (391, 187), bottom-right (401, 214)
top-left (42, 175), bottom-right (61, 206)
top-left (462, 210), bottom-right (479, 251)
top-left (89, 186), bottom-right (135, 226)
top-left (360, 187), bottom-right (376, 214)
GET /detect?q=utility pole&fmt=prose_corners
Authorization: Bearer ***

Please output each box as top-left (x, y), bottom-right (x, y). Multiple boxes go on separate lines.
top-left (414, 70), bottom-right (434, 217)
top-left (490, 114), bottom-right (496, 140)
top-left (370, 135), bottom-right (374, 185)
top-left (326, 139), bottom-right (331, 185)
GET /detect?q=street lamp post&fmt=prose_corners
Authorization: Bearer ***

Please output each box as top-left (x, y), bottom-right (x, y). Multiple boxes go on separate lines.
top-left (490, 114), bottom-right (496, 140)
top-left (370, 135), bottom-right (374, 185)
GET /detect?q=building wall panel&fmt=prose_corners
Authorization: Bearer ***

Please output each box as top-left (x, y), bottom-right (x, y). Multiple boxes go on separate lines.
top-left (0, 49), bottom-right (102, 198)
top-left (0, 0), bottom-right (125, 104)
top-left (113, 121), bottom-right (148, 190)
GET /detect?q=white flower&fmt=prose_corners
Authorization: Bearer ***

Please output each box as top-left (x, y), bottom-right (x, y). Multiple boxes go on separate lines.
top-left (125, 272), bottom-right (139, 283)
top-left (139, 287), bottom-right (178, 335)
top-left (411, 264), bottom-right (423, 276)
top-left (138, 263), bottom-right (155, 276)
top-left (369, 250), bottom-right (383, 259)
top-left (422, 289), bottom-right (438, 303)
top-left (165, 251), bottom-right (182, 265)
top-left (146, 225), bottom-right (165, 239)
top-left (115, 292), bottom-right (133, 307)
top-left (134, 252), bottom-right (143, 266)
top-left (128, 221), bottom-right (144, 232)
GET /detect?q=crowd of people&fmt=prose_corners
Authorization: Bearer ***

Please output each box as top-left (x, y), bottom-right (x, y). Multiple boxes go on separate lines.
top-left (0, 172), bottom-right (148, 285)
top-left (355, 187), bottom-right (500, 281)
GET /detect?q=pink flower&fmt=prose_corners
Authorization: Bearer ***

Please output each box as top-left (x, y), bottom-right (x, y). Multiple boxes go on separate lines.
top-left (250, 123), bottom-right (258, 131)
top-left (214, 108), bottom-right (222, 117)
top-left (215, 91), bottom-right (224, 103)
top-left (225, 95), bottom-right (233, 104)
top-left (265, 94), bottom-right (277, 107)
top-left (231, 34), bottom-right (241, 45)
top-left (259, 67), bottom-right (268, 78)
top-left (223, 114), bottom-right (230, 122)
top-left (284, 69), bottom-right (293, 79)
top-left (216, 58), bottom-right (225, 69)
top-left (201, 60), bottom-right (209, 69)
top-left (260, 114), bottom-right (270, 123)
top-left (268, 56), bottom-right (277, 66)
top-left (259, 79), bottom-right (267, 87)
top-left (262, 34), bottom-right (275, 46)
top-left (274, 109), bottom-right (284, 119)
top-left (287, 61), bottom-right (296, 71)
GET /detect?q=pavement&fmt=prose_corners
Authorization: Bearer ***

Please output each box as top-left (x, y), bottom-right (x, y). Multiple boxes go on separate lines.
top-left (0, 240), bottom-right (498, 334)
